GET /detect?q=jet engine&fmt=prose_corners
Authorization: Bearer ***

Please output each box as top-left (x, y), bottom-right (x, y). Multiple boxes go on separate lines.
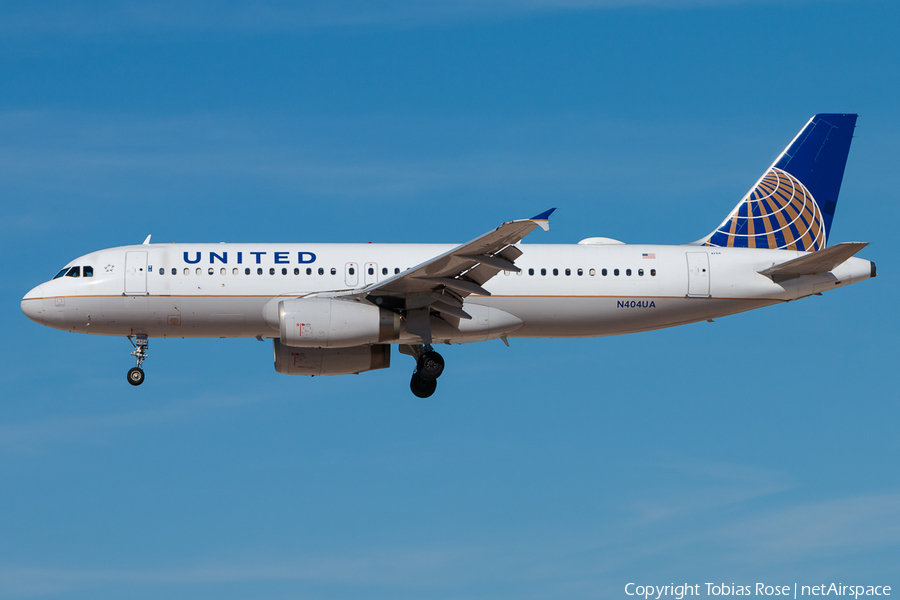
top-left (273, 339), bottom-right (391, 376)
top-left (274, 298), bottom-right (400, 348)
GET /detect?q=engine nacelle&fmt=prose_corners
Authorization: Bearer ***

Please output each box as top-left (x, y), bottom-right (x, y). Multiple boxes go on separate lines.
top-left (275, 298), bottom-right (400, 348)
top-left (274, 339), bottom-right (391, 376)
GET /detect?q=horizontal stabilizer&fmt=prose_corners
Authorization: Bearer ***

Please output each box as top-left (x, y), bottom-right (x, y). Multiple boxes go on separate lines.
top-left (759, 242), bottom-right (868, 281)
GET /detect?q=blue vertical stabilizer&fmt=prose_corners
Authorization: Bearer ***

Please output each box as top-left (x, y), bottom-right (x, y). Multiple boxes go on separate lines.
top-left (702, 114), bottom-right (857, 251)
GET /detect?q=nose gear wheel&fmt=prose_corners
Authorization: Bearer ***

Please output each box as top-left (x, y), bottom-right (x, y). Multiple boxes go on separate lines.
top-left (127, 367), bottom-right (145, 386)
top-left (127, 335), bottom-right (148, 386)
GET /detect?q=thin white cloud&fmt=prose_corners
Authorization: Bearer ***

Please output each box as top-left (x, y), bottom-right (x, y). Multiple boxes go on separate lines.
top-left (0, 109), bottom-right (751, 204)
top-left (0, 546), bottom-right (484, 596)
top-left (605, 467), bottom-right (900, 576)
top-left (0, 392), bottom-right (260, 454)
top-left (0, 0), bottom-right (813, 36)
top-left (2, 489), bottom-right (896, 597)
top-left (627, 459), bottom-right (795, 523)
top-left (714, 492), bottom-right (900, 559)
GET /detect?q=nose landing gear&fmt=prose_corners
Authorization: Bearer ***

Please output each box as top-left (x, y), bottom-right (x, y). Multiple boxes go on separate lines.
top-left (127, 335), bottom-right (148, 386)
top-left (408, 345), bottom-right (445, 398)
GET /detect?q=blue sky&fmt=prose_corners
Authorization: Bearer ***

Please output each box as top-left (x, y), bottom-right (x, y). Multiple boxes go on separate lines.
top-left (1, 1), bottom-right (898, 598)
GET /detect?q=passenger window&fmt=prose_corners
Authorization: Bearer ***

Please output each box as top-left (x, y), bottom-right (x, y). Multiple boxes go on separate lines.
top-left (503, 270), bottom-right (509, 276)
top-left (638, 269), bottom-right (644, 276)
top-left (626, 269), bottom-right (632, 276)
top-left (184, 268), bottom-right (190, 275)
top-left (53, 268), bottom-right (68, 279)
top-left (306, 268), bottom-right (312, 275)
top-left (159, 268), bottom-right (165, 275)
top-left (330, 268), bottom-right (336, 275)
top-left (196, 268), bottom-right (202, 275)
top-left (552, 268), bottom-right (558, 276)
top-left (294, 268), bottom-right (300, 275)
top-left (281, 268), bottom-right (287, 275)
top-left (245, 268), bottom-right (251, 275)
top-left (382, 267), bottom-right (388, 275)
top-left (318, 268), bottom-right (324, 275)
top-left (614, 269), bottom-right (620, 276)
top-left (65, 266), bottom-right (80, 278)
top-left (233, 268), bottom-right (239, 275)
top-left (257, 268), bottom-right (263, 275)
top-left (589, 269), bottom-right (596, 276)
top-left (577, 268), bottom-right (583, 276)
top-left (651, 269), bottom-right (657, 276)
top-left (565, 268), bottom-right (571, 276)
top-left (541, 268), bottom-right (547, 276)
top-left (349, 267), bottom-right (355, 275)
top-left (368, 267), bottom-right (374, 275)
top-left (171, 268), bottom-right (176, 275)
top-left (394, 268), bottom-right (400, 274)
top-left (219, 268), bottom-right (225, 275)
top-left (269, 268), bottom-right (276, 275)
top-left (208, 268), bottom-right (214, 275)
top-left (602, 268), bottom-right (608, 276)
top-left (528, 268), bottom-right (534, 276)
top-left (83, 266), bottom-right (93, 277)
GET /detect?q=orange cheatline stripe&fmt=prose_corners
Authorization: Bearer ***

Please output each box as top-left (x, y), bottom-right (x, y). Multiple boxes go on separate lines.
top-left (25, 293), bottom-right (790, 302)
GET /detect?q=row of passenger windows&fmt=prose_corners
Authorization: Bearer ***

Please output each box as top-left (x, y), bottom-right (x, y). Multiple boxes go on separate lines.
top-left (519, 267), bottom-right (657, 277)
top-left (51, 263), bottom-right (657, 280)
top-left (157, 266), bottom-right (405, 276)
top-left (53, 266), bottom-right (93, 279)
top-left (156, 265), bottom-right (658, 278)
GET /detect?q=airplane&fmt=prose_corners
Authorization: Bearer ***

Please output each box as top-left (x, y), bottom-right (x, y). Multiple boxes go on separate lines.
top-left (21, 113), bottom-right (875, 398)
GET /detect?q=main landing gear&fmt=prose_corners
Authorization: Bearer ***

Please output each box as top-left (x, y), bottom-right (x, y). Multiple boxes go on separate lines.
top-left (127, 335), bottom-right (148, 386)
top-left (409, 346), bottom-right (445, 399)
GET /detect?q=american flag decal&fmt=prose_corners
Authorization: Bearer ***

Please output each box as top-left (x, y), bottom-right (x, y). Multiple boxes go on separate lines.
top-left (642, 253), bottom-right (656, 259)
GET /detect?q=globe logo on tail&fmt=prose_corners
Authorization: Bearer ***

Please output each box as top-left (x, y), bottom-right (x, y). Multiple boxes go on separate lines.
top-left (704, 167), bottom-right (826, 251)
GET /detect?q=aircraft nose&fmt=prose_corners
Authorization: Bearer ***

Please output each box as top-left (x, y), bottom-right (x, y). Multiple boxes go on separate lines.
top-left (21, 285), bottom-right (45, 324)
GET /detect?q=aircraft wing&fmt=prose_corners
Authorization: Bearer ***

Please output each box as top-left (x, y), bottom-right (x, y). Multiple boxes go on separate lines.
top-left (759, 242), bottom-right (869, 282)
top-left (330, 209), bottom-right (555, 319)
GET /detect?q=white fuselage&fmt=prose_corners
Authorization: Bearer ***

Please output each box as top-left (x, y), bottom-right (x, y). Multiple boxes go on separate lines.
top-left (21, 241), bottom-right (874, 344)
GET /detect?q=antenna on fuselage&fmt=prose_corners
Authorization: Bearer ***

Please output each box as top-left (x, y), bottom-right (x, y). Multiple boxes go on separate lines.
top-left (142, 235), bottom-right (152, 245)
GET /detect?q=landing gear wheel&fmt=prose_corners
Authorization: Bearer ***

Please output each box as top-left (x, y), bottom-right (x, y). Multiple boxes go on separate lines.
top-left (127, 367), bottom-right (145, 386)
top-left (417, 350), bottom-right (445, 381)
top-left (410, 373), bottom-right (437, 398)
top-left (127, 335), bottom-right (149, 386)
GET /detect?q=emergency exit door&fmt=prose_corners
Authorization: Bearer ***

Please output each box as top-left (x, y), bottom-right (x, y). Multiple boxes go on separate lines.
top-left (364, 262), bottom-right (378, 286)
top-left (345, 262), bottom-right (359, 287)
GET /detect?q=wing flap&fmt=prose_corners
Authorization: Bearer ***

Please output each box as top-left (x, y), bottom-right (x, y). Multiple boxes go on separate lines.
top-left (358, 209), bottom-right (555, 300)
top-left (759, 242), bottom-right (869, 281)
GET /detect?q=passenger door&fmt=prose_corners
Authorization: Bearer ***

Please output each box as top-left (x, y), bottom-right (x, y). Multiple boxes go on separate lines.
top-left (124, 251), bottom-right (148, 296)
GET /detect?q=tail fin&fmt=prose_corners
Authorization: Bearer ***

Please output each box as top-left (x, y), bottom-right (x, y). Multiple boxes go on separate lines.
top-left (701, 113), bottom-right (857, 251)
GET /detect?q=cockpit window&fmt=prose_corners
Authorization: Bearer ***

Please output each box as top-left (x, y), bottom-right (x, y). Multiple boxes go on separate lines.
top-left (83, 266), bottom-right (93, 277)
top-left (65, 266), bottom-right (80, 278)
top-left (53, 268), bottom-right (69, 279)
